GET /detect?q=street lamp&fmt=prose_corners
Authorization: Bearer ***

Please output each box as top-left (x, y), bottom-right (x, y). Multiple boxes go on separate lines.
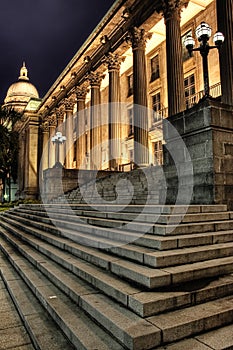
top-left (184, 22), bottom-right (224, 98)
top-left (51, 131), bottom-right (66, 168)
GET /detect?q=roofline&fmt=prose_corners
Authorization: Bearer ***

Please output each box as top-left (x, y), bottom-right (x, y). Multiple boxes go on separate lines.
top-left (39, 0), bottom-right (127, 108)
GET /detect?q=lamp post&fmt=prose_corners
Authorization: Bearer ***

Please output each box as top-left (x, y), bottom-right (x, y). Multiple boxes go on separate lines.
top-left (51, 131), bottom-right (66, 168)
top-left (184, 22), bottom-right (224, 98)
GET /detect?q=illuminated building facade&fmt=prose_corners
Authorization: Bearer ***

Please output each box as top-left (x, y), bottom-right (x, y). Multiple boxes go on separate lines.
top-left (3, 0), bottom-right (233, 203)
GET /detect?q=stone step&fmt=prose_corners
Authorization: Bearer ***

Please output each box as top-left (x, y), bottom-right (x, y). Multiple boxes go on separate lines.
top-left (0, 255), bottom-right (34, 350)
top-left (0, 223), bottom-right (171, 289)
top-left (19, 203), bottom-right (228, 215)
top-left (4, 212), bottom-right (233, 269)
top-left (156, 323), bottom-right (233, 349)
top-left (15, 206), bottom-right (232, 226)
top-left (0, 238), bottom-right (127, 350)
top-left (147, 295), bottom-right (233, 344)
top-left (0, 254), bottom-right (75, 350)
top-left (2, 219), bottom-right (233, 290)
top-left (2, 232), bottom-right (233, 350)
top-left (14, 205), bottom-right (233, 237)
top-left (9, 207), bottom-right (233, 251)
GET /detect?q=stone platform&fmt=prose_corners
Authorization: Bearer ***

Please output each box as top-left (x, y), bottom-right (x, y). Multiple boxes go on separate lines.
top-left (1, 201), bottom-right (233, 349)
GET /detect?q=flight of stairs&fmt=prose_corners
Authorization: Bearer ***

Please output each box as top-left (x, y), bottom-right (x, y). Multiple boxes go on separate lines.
top-left (52, 166), bottom-right (162, 205)
top-left (1, 201), bottom-right (233, 349)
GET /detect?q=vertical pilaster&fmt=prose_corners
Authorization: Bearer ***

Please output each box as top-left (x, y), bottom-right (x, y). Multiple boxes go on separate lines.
top-left (129, 27), bottom-right (150, 167)
top-left (105, 53), bottom-right (125, 170)
top-left (48, 114), bottom-right (56, 168)
top-left (87, 72), bottom-right (104, 170)
top-left (75, 86), bottom-right (88, 169)
top-left (216, 0), bottom-right (233, 106)
top-left (24, 114), bottom-right (40, 198)
top-left (64, 98), bottom-right (75, 169)
top-left (55, 107), bottom-right (65, 165)
top-left (41, 121), bottom-right (49, 172)
top-left (162, 0), bottom-right (187, 116)
top-left (18, 131), bottom-right (26, 197)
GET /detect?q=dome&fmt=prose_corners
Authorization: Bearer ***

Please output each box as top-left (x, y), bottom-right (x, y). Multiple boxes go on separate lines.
top-left (4, 63), bottom-right (39, 110)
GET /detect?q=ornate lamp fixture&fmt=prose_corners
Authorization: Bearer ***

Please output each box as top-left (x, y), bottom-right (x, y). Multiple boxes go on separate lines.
top-left (184, 22), bottom-right (224, 98)
top-left (51, 131), bottom-right (66, 168)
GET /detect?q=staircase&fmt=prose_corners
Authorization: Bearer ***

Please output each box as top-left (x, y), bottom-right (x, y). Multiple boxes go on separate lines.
top-left (1, 200), bottom-right (233, 349)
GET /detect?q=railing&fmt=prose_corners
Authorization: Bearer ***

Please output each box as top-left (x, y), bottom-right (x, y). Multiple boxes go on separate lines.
top-left (185, 82), bottom-right (221, 109)
top-left (119, 162), bottom-right (134, 172)
top-left (150, 106), bottom-right (168, 129)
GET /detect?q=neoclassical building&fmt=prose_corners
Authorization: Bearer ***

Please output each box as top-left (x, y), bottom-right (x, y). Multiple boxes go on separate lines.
top-left (3, 0), bottom-right (233, 202)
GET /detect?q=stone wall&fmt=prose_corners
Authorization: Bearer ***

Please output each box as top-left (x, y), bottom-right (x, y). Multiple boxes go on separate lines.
top-left (163, 99), bottom-right (233, 208)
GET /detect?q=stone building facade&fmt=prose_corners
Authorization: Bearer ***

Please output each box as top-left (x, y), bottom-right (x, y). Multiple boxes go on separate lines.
top-left (3, 0), bottom-right (233, 203)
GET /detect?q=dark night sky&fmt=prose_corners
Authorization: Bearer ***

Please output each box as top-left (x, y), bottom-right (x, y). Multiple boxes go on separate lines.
top-left (0, 0), bottom-right (116, 103)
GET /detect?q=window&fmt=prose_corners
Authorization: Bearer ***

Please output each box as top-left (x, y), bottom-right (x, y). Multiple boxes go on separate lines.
top-left (128, 108), bottom-right (134, 136)
top-left (154, 141), bottom-right (163, 165)
top-left (184, 74), bottom-right (196, 108)
top-left (129, 149), bottom-right (134, 162)
top-left (150, 55), bottom-right (160, 82)
top-left (127, 74), bottom-right (133, 97)
top-left (73, 141), bottom-right (77, 162)
top-left (152, 93), bottom-right (162, 123)
top-left (182, 30), bottom-right (193, 61)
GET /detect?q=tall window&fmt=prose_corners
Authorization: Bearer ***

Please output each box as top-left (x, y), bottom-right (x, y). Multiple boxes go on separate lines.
top-left (128, 108), bottom-right (133, 136)
top-left (152, 93), bottom-right (162, 123)
top-left (150, 55), bottom-right (160, 82)
top-left (73, 140), bottom-right (77, 162)
top-left (182, 30), bottom-right (193, 61)
top-left (127, 74), bottom-right (133, 97)
top-left (154, 141), bottom-right (163, 165)
top-left (129, 149), bottom-right (134, 163)
top-left (184, 74), bottom-right (196, 108)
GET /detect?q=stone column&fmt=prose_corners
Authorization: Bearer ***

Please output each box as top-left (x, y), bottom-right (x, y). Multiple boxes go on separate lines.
top-left (75, 86), bottom-right (88, 169)
top-left (55, 107), bottom-right (65, 166)
top-left (18, 131), bottom-right (26, 197)
top-left (216, 0), bottom-right (233, 106)
top-left (24, 114), bottom-right (40, 199)
top-left (104, 53), bottom-right (125, 170)
top-left (162, 0), bottom-right (187, 116)
top-left (87, 72), bottom-right (104, 170)
top-left (41, 121), bottom-right (49, 172)
top-left (48, 114), bottom-right (56, 168)
top-left (64, 98), bottom-right (75, 169)
top-left (129, 27), bottom-right (150, 167)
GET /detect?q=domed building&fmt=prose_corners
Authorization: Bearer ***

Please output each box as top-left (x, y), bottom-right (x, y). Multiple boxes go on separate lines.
top-left (1, 63), bottom-right (41, 202)
top-left (4, 62), bottom-right (39, 111)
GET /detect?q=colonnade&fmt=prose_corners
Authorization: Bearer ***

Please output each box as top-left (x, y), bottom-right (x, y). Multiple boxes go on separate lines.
top-left (41, 0), bottom-right (233, 172)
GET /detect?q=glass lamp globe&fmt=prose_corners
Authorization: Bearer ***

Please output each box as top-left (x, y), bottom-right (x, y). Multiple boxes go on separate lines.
top-left (184, 35), bottom-right (195, 50)
top-left (195, 22), bottom-right (212, 42)
top-left (213, 31), bottom-right (225, 46)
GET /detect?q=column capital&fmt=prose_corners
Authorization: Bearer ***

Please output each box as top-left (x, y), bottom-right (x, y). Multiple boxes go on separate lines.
top-left (48, 114), bottom-right (57, 127)
top-left (128, 27), bottom-right (151, 50)
top-left (74, 85), bottom-right (89, 101)
top-left (55, 107), bottom-right (65, 124)
top-left (161, 0), bottom-right (189, 22)
top-left (41, 121), bottom-right (49, 133)
top-left (86, 71), bottom-right (105, 87)
top-left (64, 97), bottom-right (75, 112)
top-left (103, 53), bottom-right (125, 71)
